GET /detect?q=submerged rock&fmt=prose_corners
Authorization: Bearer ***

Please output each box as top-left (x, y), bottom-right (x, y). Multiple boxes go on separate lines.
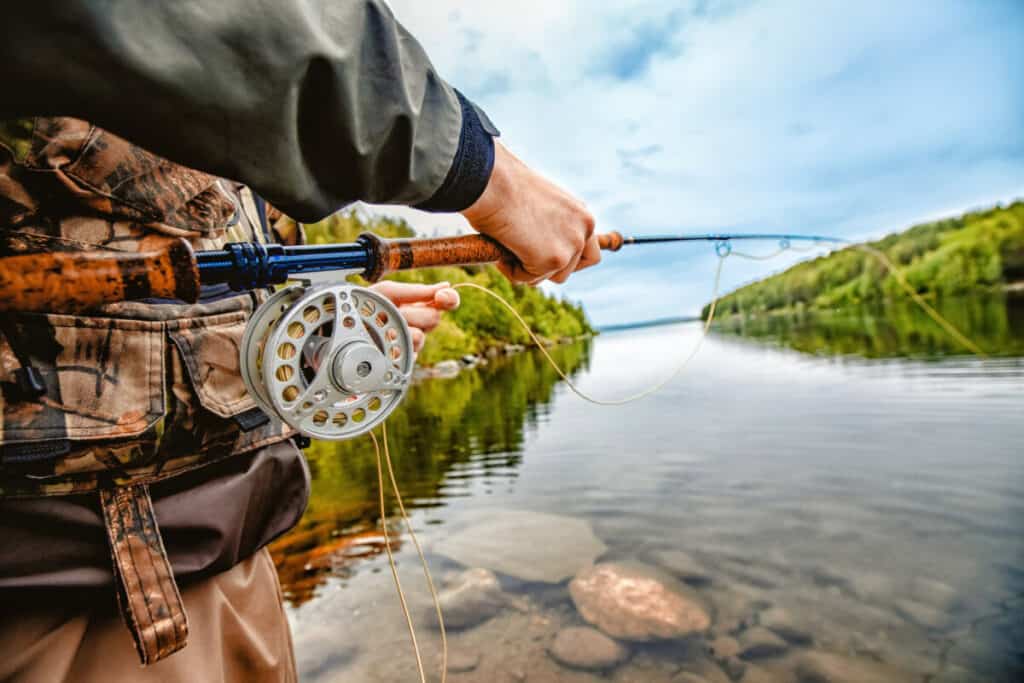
top-left (434, 568), bottom-right (505, 629)
top-left (548, 626), bottom-right (630, 671)
top-left (894, 598), bottom-right (951, 631)
top-left (718, 656), bottom-right (747, 681)
top-left (569, 562), bottom-right (712, 642)
top-left (673, 655), bottom-right (732, 683)
top-left (292, 622), bottom-right (359, 680)
top-left (706, 636), bottom-right (740, 660)
top-left (757, 606), bottom-right (813, 645)
top-left (703, 586), bottom-right (758, 636)
top-left (795, 651), bottom-right (911, 683)
top-left (844, 570), bottom-right (899, 603)
top-left (738, 663), bottom-right (776, 683)
top-left (673, 674), bottom-right (710, 683)
top-left (433, 360), bottom-right (461, 378)
top-left (909, 576), bottom-right (957, 611)
top-left (433, 510), bottom-right (607, 584)
top-left (738, 626), bottom-right (788, 660)
top-left (649, 550), bottom-right (711, 585)
top-left (612, 652), bottom-right (683, 683)
top-left (445, 648), bottom-right (481, 673)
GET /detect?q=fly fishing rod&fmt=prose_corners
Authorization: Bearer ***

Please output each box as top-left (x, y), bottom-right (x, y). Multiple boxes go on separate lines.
top-left (620, 232), bottom-right (845, 246)
top-left (0, 230), bottom-right (842, 439)
top-left (0, 231), bottom-right (843, 313)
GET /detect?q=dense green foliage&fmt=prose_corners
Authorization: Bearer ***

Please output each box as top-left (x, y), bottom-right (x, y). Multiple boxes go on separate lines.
top-left (301, 211), bottom-right (593, 365)
top-left (707, 201), bottom-right (1024, 318)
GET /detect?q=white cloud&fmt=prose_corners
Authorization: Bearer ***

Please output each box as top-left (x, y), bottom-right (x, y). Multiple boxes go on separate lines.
top-left (369, 0), bottom-right (1024, 326)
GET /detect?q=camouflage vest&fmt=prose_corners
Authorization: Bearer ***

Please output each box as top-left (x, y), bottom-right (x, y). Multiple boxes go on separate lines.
top-left (0, 117), bottom-right (296, 665)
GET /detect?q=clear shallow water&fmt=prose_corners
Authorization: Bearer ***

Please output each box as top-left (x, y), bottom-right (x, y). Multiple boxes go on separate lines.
top-left (273, 305), bottom-right (1024, 682)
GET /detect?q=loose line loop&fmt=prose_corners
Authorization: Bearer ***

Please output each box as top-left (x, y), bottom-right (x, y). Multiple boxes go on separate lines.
top-left (454, 254), bottom-right (727, 406)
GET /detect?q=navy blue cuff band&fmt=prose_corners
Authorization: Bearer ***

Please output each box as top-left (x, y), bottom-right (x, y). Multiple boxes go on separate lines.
top-left (415, 90), bottom-right (499, 213)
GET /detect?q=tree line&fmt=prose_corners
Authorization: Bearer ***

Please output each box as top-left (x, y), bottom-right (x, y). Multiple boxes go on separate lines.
top-left (706, 201), bottom-right (1024, 318)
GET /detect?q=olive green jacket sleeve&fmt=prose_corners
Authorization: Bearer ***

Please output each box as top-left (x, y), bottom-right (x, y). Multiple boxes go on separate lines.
top-left (1, 0), bottom-right (496, 221)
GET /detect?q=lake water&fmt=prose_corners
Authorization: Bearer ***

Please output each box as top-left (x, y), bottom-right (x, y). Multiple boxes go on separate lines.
top-left (272, 296), bottom-right (1024, 683)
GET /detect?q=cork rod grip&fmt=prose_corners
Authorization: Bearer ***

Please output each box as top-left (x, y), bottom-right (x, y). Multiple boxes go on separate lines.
top-left (0, 238), bottom-right (200, 313)
top-left (363, 231), bottom-right (625, 281)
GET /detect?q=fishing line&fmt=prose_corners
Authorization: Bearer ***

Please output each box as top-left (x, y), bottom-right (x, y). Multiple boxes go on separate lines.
top-left (729, 237), bottom-right (830, 260)
top-left (852, 244), bottom-right (987, 357)
top-left (370, 424), bottom-right (449, 683)
top-left (381, 422), bottom-right (449, 683)
top-left (449, 236), bottom-right (987, 406)
top-left (728, 246), bottom-right (790, 260)
top-left (787, 242), bottom-right (824, 253)
top-left (706, 237), bottom-right (983, 355)
top-left (371, 234), bottom-right (987, 682)
top-left (453, 253), bottom-right (727, 406)
top-left (370, 430), bottom-right (428, 683)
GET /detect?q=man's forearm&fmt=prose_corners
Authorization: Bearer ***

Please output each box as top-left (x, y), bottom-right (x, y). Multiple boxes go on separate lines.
top-left (1, 0), bottom-right (495, 221)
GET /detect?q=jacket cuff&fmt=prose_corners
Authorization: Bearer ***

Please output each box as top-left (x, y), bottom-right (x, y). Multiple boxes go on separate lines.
top-left (415, 91), bottom-right (500, 213)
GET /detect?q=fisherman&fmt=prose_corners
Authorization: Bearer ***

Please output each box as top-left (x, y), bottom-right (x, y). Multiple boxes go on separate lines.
top-left (0, 2), bottom-right (597, 681)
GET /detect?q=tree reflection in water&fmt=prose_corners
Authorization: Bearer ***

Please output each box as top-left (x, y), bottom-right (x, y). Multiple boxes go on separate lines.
top-left (711, 294), bottom-right (1024, 358)
top-left (269, 340), bottom-right (592, 606)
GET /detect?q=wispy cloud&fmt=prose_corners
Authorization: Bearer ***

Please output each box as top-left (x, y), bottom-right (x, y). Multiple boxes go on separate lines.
top-left (371, 0), bottom-right (1024, 326)
top-left (585, 8), bottom-right (687, 80)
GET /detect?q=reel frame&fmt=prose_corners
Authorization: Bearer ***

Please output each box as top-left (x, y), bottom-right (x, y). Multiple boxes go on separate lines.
top-left (241, 280), bottom-right (414, 441)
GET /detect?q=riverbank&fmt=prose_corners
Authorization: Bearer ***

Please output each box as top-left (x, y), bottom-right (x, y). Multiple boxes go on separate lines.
top-left (706, 200), bottom-right (1024, 318)
top-left (414, 333), bottom-right (595, 380)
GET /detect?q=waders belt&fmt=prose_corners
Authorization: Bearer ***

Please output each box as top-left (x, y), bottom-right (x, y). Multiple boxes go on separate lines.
top-left (99, 484), bottom-right (189, 665)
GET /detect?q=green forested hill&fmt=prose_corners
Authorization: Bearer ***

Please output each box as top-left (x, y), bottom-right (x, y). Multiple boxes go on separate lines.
top-left (708, 201), bottom-right (1024, 317)
top-left (300, 211), bottom-right (593, 365)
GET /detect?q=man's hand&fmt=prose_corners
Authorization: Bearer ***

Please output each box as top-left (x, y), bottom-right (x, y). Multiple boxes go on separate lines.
top-left (370, 281), bottom-right (460, 352)
top-left (462, 143), bottom-right (600, 284)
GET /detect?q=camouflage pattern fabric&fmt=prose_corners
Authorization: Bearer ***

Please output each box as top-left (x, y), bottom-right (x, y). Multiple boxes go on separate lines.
top-left (0, 117), bottom-right (235, 248)
top-left (0, 116), bottom-right (295, 497)
top-left (0, 117), bottom-right (299, 665)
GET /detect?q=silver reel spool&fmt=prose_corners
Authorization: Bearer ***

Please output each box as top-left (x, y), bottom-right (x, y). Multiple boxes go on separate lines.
top-left (241, 283), bottom-right (415, 440)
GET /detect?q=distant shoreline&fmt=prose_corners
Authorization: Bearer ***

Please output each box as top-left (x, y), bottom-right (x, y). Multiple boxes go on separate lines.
top-left (598, 316), bottom-right (700, 333)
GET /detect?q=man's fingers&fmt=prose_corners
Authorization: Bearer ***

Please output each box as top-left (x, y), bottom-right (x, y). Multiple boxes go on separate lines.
top-left (411, 327), bottom-right (426, 352)
top-left (495, 259), bottom-right (516, 281)
top-left (499, 257), bottom-right (545, 284)
top-left (368, 280), bottom-right (460, 351)
top-left (371, 280), bottom-right (452, 305)
top-left (434, 288), bottom-right (460, 311)
top-left (398, 304), bottom-right (442, 333)
top-left (575, 235), bottom-right (601, 271)
top-left (549, 247), bottom-right (584, 284)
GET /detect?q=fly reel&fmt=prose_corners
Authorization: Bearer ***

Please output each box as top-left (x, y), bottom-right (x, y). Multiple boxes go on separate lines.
top-left (241, 283), bottom-right (415, 440)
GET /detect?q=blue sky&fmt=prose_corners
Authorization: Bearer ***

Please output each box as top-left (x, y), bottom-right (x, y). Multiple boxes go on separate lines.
top-left (371, 0), bottom-right (1024, 326)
